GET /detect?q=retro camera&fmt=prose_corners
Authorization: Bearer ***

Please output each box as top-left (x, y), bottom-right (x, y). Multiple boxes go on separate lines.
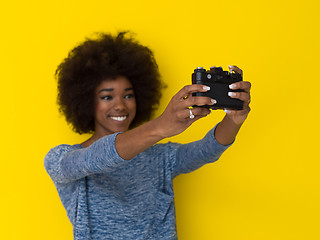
top-left (192, 66), bottom-right (243, 110)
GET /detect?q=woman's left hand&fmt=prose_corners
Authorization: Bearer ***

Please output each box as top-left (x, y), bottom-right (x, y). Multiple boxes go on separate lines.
top-left (224, 65), bottom-right (251, 125)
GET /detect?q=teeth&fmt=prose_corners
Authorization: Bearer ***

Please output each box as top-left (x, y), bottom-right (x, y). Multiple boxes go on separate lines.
top-left (110, 116), bottom-right (127, 121)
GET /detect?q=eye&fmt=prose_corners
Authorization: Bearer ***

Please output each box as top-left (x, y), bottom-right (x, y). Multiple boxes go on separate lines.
top-left (101, 95), bottom-right (113, 100)
top-left (124, 93), bottom-right (135, 99)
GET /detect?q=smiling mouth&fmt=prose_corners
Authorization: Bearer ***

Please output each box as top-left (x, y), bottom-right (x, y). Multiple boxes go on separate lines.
top-left (109, 115), bottom-right (127, 121)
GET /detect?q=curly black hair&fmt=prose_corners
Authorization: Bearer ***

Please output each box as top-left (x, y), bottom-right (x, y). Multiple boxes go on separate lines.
top-left (56, 32), bottom-right (165, 134)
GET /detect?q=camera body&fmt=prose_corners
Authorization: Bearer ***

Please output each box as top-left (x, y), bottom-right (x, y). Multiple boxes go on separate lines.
top-left (192, 66), bottom-right (243, 110)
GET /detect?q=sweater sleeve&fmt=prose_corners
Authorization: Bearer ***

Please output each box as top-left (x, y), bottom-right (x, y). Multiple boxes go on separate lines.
top-left (44, 133), bottom-right (126, 184)
top-left (172, 123), bottom-right (233, 178)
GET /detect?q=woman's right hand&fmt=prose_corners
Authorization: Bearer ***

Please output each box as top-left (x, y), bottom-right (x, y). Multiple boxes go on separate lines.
top-left (156, 84), bottom-right (216, 138)
top-left (115, 84), bottom-right (215, 160)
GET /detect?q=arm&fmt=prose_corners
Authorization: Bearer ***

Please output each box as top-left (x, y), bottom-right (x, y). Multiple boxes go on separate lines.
top-left (172, 123), bottom-right (232, 177)
top-left (171, 66), bottom-right (251, 176)
top-left (116, 66), bottom-right (251, 159)
top-left (44, 85), bottom-right (216, 183)
top-left (44, 133), bottom-right (125, 184)
top-left (214, 65), bottom-right (251, 145)
top-left (115, 84), bottom-right (215, 160)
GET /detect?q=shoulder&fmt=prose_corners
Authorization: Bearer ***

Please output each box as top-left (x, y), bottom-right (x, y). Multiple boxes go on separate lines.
top-left (44, 144), bottom-right (82, 170)
top-left (45, 144), bottom-right (82, 158)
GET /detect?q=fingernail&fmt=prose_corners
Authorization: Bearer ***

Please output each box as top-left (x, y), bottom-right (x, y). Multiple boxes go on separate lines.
top-left (228, 92), bottom-right (236, 97)
top-left (211, 99), bottom-right (217, 104)
top-left (229, 84), bottom-right (236, 89)
top-left (203, 86), bottom-right (210, 91)
top-left (229, 65), bottom-right (233, 74)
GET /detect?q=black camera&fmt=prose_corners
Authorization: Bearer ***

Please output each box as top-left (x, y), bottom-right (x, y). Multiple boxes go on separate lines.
top-left (192, 66), bottom-right (243, 110)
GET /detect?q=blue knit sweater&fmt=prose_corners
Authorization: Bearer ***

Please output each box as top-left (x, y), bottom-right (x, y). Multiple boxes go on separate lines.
top-left (44, 125), bottom-right (231, 239)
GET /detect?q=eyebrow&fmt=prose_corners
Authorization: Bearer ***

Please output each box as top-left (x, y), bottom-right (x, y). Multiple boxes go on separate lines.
top-left (98, 87), bottom-right (133, 93)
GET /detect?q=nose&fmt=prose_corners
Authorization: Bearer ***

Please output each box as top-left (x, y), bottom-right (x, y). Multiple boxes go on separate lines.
top-left (113, 97), bottom-right (126, 111)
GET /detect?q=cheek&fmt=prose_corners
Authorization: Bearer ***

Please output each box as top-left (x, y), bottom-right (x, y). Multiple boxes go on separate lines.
top-left (95, 101), bottom-right (109, 116)
top-left (95, 103), bottom-right (102, 114)
top-left (131, 101), bottom-right (137, 113)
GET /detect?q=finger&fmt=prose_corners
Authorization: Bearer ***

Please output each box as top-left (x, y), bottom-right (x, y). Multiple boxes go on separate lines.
top-left (229, 81), bottom-right (251, 92)
top-left (228, 91), bottom-right (251, 103)
top-left (224, 106), bottom-right (251, 115)
top-left (191, 107), bottom-right (211, 118)
top-left (229, 65), bottom-right (243, 76)
top-left (182, 96), bottom-right (217, 109)
top-left (184, 107), bottom-right (211, 120)
top-left (176, 84), bottom-right (211, 100)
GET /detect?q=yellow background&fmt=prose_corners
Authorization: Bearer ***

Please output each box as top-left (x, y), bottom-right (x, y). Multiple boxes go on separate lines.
top-left (1, 0), bottom-right (320, 239)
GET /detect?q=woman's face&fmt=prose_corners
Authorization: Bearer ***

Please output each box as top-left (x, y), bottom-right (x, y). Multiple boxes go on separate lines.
top-left (94, 76), bottom-right (136, 137)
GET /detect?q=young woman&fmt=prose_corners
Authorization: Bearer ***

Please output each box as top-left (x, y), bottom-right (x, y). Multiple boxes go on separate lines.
top-left (44, 32), bottom-right (251, 240)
